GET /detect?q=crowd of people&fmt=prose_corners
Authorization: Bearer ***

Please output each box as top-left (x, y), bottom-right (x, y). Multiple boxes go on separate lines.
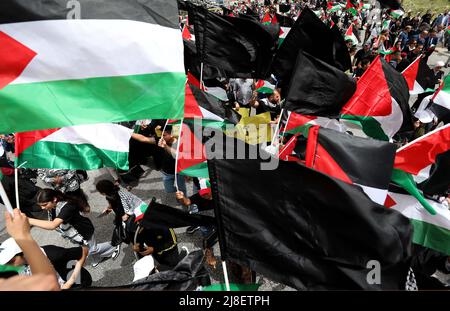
top-left (1, 0), bottom-right (450, 291)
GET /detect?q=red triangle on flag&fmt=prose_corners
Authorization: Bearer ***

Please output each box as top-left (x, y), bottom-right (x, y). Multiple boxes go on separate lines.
top-left (15, 128), bottom-right (60, 157)
top-left (0, 31), bottom-right (37, 90)
top-left (345, 24), bottom-right (353, 37)
top-left (341, 56), bottom-right (393, 117)
top-left (384, 194), bottom-right (396, 208)
top-left (401, 56), bottom-right (420, 91)
top-left (261, 12), bottom-right (271, 23)
top-left (176, 123), bottom-right (207, 174)
top-left (184, 83), bottom-right (203, 119)
top-left (182, 25), bottom-right (192, 40)
top-left (271, 14), bottom-right (278, 24)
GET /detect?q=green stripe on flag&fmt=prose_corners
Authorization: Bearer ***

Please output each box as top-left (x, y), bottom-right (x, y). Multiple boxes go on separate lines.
top-left (202, 283), bottom-right (261, 291)
top-left (0, 72), bottom-right (186, 133)
top-left (179, 162), bottom-right (209, 178)
top-left (17, 141), bottom-right (129, 170)
top-left (391, 169), bottom-right (436, 215)
top-left (340, 115), bottom-right (389, 141)
top-left (410, 219), bottom-right (450, 255)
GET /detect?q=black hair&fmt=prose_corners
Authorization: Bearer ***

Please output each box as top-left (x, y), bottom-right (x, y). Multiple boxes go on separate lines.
top-left (95, 179), bottom-right (119, 197)
top-left (361, 58), bottom-right (371, 66)
top-left (36, 188), bottom-right (65, 204)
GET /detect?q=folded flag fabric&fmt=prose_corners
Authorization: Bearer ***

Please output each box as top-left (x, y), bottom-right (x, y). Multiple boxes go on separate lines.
top-left (15, 123), bottom-right (133, 170)
top-left (341, 56), bottom-right (413, 141)
top-left (305, 126), bottom-right (397, 205)
top-left (0, 0), bottom-right (185, 133)
top-left (282, 111), bottom-right (346, 137)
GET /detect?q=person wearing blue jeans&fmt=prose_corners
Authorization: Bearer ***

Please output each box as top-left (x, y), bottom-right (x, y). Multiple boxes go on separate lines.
top-left (157, 125), bottom-right (187, 196)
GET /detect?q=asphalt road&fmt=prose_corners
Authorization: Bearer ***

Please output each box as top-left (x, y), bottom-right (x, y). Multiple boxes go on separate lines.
top-left (1, 46), bottom-right (449, 291)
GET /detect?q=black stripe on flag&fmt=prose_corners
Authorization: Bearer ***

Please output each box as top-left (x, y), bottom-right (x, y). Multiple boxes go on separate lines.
top-left (0, 0), bottom-right (179, 29)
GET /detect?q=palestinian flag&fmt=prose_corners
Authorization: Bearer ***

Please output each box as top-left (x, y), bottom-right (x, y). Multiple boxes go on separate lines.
top-left (430, 75), bottom-right (450, 122)
top-left (447, 26), bottom-right (450, 35)
top-left (176, 122), bottom-right (209, 178)
top-left (0, 0), bottom-right (185, 133)
top-left (278, 27), bottom-right (291, 47)
top-left (261, 12), bottom-right (272, 24)
top-left (387, 191), bottom-right (450, 256)
top-left (390, 9), bottom-right (404, 19)
top-left (402, 57), bottom-right (435, 95)
top-left (182, 25), bottom-right (192, 40)
top-left (133, 202), bottom-right (150, 221)
top-left (346, 0), bottom-right (359, 15)
top-left (382, 20), bottom-right (390, 30)
top-left (185, 83), bottom-right (241, 128)
top-left (305, 126), bottom-right (397, 205)
top-left (340, 56), bottom-right (413, 141)
top-left (345, 24), bottom-right (358, 46)
top-left (15, 123), bottom-right (133, 170)
top-left (328, 3), bottom-right (345, 13)
top-left (255, 80), bottom-right (275, 94)
top-left (392, 124), bottom-right (450, 215)
top-left (282, 111), bottom-right (346, 137)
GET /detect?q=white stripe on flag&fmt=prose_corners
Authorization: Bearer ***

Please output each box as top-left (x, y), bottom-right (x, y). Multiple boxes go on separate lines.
top-left (0, 20), bottom-right (184, 85)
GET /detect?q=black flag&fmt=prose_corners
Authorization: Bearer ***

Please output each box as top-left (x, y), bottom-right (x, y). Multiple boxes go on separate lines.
top-left (271, 7), bottom-right (351, 93)
top-left (284, 51), bottom-right (356, 117)
top-left (208, 151), bottom-right (413, 290)
top-left (188, 3), bottom-right (279, 79)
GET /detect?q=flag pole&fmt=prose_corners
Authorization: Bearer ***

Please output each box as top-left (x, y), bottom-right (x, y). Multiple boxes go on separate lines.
top-left (280, 110), bottom-right (291, 142)
top-left (13, 161), bottom-right (27, 211)
top-left (222, 260), bottom-right (231, 291)
top-left (270, 108), bottom-right (284, 146)
top-left (174, 119), bottom-right (184, 192)
top-left (200, 62), bottom-right (204, 90)
top-left (0, 181), bottom-right (14, 215)
top-left (161, 119), bottom-right (169, 138)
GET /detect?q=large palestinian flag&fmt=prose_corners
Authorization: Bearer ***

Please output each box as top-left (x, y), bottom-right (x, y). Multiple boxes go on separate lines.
top-left (387, 191), bottom-right (450, 256)
top-left (402, 57), bottom-right (435, 95)
top-left (341, 56), bottom-right (413, 141)
top-left (392, 124), bottom-right (450, 215)
top-left (305, 126), bottom-right (397, 205)
top-left (15, 123), bottom-right (133, 170)
top-left (0, 0), bottom-right (185, 133)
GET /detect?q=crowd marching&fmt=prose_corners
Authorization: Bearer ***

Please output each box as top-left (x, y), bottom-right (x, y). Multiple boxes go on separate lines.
top-left (0, 0), bottom-right (450, 291)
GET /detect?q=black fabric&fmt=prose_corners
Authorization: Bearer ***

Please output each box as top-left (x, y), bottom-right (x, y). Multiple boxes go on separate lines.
top-left (188, 3), bottom-right (279, 79)
top-left (316, 127), bottom-right (397, 189)
top-left (188, 83), bottom-right (241, 125)
top-left (330, 25), bottom-right (353, 73)
top-left (135, 226), bottom-right (177, 260)
top-left (112, 250), bottom-right (210, 290)
top-left (183, 39), bottom-right (225, 80)
top-left (430, 102), bottom-right (450, 124)
top-left (377, 0), bottom-right (402, 10)
top-left (208, 150), bottom-right (413, 290)
top-left (381, 57), bottom-right (414, 133)
top-left (42, 245), bottom-right (92, 287)
top-left (416, 59), bottom-right (436, 90)
top-left (410, 244), bottom-right (449, 289)
top-left (141, 199), bottom-right (216, 230)
top-left (188, 193), bottom-right (214, 212)
top-left (56, 202), bottom-right (94, 240)
top-left (0, 0), bottom-right (179, 29)
top-left (275, 13), bottom-right (295, 27)
top-left (284, 51), bottom-right (356, 118)
top-left (271, 7), bottom-right (351, 94)
top-left (419, 150), bottom-right (450, 196)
